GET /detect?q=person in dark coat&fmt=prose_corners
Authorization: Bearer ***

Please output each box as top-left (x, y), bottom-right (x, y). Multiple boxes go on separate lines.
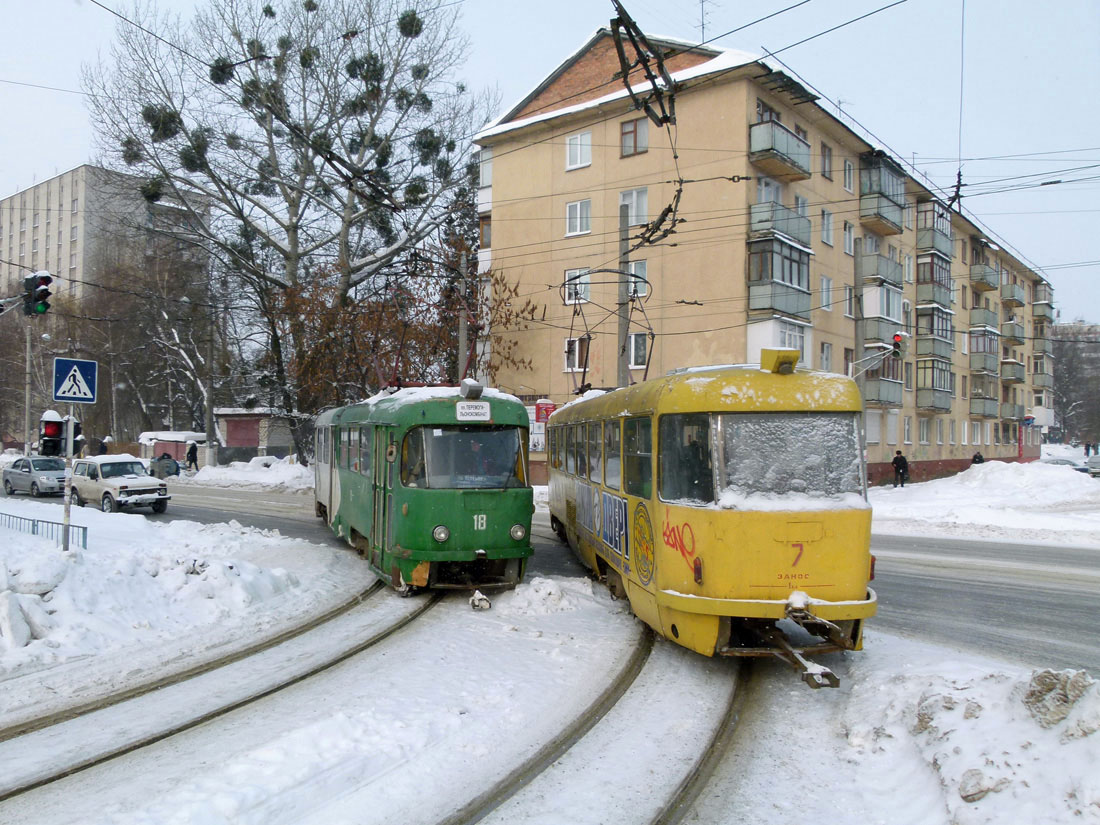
top-left (186, 441), bottom-right (199, 471)
top-left (971, 451), bottom-right (985, 464)
top-left (891, 450), bottom-right (909, 487)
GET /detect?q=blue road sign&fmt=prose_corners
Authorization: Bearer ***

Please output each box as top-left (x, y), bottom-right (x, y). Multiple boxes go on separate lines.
top-left (53, 357), bottom-right (98, 404)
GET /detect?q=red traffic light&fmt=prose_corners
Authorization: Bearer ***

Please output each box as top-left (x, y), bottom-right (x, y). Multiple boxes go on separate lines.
top-left (892, 333), bottom-right (903, 345)
top-left (42, 421), bottom-right (63, 438)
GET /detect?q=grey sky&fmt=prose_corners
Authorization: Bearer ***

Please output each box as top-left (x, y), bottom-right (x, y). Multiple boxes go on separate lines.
top-left (2, 0), bottom-right (1097, 322)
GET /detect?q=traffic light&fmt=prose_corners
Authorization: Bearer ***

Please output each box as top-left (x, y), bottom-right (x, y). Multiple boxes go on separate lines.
top-left (891, 331), bottom-right (904, 358)
top-left (66, 417), bottom-right (84, 455)
top-left (22, 272), bottom-right (53, 316)
top-left (40, 418), bottom-right (63, 456)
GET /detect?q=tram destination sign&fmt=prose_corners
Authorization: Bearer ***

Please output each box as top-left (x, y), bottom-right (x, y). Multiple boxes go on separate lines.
top-left (456, 400), bottom-right (491, 421)
top-left (53, 357), bottom-right (98, 405)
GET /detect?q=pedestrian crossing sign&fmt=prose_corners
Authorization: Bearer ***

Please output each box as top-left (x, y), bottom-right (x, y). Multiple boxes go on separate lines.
top-left (53, 358), bottom-right (98, 404)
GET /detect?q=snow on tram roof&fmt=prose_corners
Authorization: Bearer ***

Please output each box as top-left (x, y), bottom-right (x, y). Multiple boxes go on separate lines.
top-left (353, 385), bottom-right (523, 408)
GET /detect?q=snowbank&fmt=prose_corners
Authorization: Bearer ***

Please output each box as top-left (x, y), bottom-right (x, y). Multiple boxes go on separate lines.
top-left (176, 455), bottom-right (314, 493)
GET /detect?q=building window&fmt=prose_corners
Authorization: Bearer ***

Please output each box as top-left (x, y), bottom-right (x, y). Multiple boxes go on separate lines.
top-left (886, 410), bottom-right (899, 445)
top-left (844, 347), bottom-right (854, 377)
top-left (619, 188), bottom-right (648, 226)
top-left (621, 118), bottom-right (648, 157)
top-left (748, 238), bottom-right (810, 291)
top-left (33, 212), bottom-right (39, 227)
top-left (865, 409), bottom-right (881, 444)
top-left (820, 341), bottom-right (833, 372)
top-left (962, 420), bottom-right (969, 445)
top-left (628, 332), bottom-right (648, 368)
top-left (756, 175), bottom-right (783, 204)
top-left (917, 359), bottom-right (954, 392)
top-left (904, 361), bottom-right (913, 390)
top-left (843, 160), bottom-right (854, 192)
top-left (904, 416), bottom-right (912, 444)
top-left (627, 260), bottom-right (648, 296)
top-left (479, 216), bottom-right (491, 248)
top-left (756, 98), bottom-right (780, 122)
top-left (864, 232), bottom-right (880, 254)
top-left (843, 284), bottom-right (854, 317)
top-left (71, 198), bottom-right (78, 214)
top-left (950, 419), bottom-right (956, 445)
top-left (564, 336), bottom-right (590, 371)
top-left (843, 221), bottom-right (854, 255)
top-left (566, 131), bottom-right (592, 170)
top-left (565, 199), bottom-right (591, 235)
top-left (820, 275), bottom-right (833, 311)
top-left (937, 418), bottom-right (944, 445)
top-left (564, 268), bottom-right (590, 303)
top-left (777, 319), bottom-right (806, 362)
top-left (69, 251), bottom-right (77, 269)
top-left (820, 209), bottom-right (833, 245)
top-left (794, 124), bottom-right (808, 141)
top-left (794, 194), bottom-right (809, 217)
top-left (961, 375), bottom-right (968, 398)
top-left (904, 200), bottom-right (914, 229)
top-left (478, 147), bottom-right (492, 188)
top-left (70, 225), bottom-right (78, 241)
top-left (821, 142), bottom-right (833, 179)
top-left (904, 254), bottom-right (913, 283)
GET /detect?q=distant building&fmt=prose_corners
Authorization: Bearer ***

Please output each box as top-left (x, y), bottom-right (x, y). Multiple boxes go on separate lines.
top-left (215, 408), bottom-right (295, 462)
top-left (474, 29), bottom-right (1055, 482)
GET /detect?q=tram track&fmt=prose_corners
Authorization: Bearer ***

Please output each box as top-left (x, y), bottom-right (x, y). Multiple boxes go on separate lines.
top-left (0, 588), bottom-right (444, 804)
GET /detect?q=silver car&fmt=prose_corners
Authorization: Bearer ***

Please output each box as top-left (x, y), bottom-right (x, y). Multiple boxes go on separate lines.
top-left (2, 456), bottom-right (67, 497)
top-left (1089, 454), bottom-right (1100, 479)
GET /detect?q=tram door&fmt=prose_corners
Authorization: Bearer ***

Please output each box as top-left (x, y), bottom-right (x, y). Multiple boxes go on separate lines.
top-left (370, 426), bottom-right (393, 568)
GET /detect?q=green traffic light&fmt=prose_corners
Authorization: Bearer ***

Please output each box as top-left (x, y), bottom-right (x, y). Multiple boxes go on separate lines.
top-left (33, 302), bottom-right (49, 314)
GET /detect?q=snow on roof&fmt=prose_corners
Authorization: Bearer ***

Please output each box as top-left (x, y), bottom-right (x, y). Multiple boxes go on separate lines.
top-left (137, 431), bottom-right (206, 445)
top-left (79, 453), bottom-right (144, 465)
top-left (354, 385), bottom-right (522, 409)
top-left (476, 37), bottom-right (761, 142)
top-left (213, 408), bottom-right (282, 417)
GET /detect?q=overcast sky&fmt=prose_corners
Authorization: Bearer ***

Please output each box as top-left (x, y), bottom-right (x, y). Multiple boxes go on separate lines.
top-left (2, 0), bottom-right (1097, 323)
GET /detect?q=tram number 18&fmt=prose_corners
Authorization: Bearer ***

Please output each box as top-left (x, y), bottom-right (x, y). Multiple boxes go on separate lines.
top-left (473, 514), bottom-right (487, 530)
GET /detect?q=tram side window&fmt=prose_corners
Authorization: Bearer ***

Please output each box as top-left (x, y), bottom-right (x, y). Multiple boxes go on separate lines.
top-left (659, 414), bottom-right (714, 504)
top-left (575, 424), bottom-right (587, 478)
top-left (587, 421), bottom-right (602, 483)
top-left (604, 420), bottom-right (621, 490)
top-left (566, 426), bottom-right (576, 474)
top-left (360, 426), bottom-right (373, 476)
top-left (623, 417), bottom-right (652, 498)
top-left (348, 426), bottom-right (360, 472)
top-left (401, 429), bottom-right (426, 487)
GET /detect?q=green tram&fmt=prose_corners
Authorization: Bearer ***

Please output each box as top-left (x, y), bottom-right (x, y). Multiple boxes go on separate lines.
top-left (313, 382), bottom-right (534, 593)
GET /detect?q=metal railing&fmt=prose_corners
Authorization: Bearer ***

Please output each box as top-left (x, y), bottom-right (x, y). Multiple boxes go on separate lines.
top-left (0, 511), bottom-right (87, 549)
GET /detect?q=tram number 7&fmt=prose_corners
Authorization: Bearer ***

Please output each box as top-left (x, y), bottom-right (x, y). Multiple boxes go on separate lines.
top-left (791, 542), bottom-right (804, 567)
top-left (473, 514), bottom-right (487, 530)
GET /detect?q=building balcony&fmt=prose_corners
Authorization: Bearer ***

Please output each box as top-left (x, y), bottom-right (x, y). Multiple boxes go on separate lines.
top-left (749, 201), bottom-right (812, 247)
top-left (863, 378), bottom-right (903, 406)
top-left (1000, 320), bottom-right (1024, 344)
top-left (748, 121), bottom-right (811, 181)
top-left (1034, 283), bottom-right (1053, 304)
top-left (861, 253), bottom-right (903, 287)
top-left (1001, 282), bottom-right (1025, 306)
top-left (1032, 372), bottom-right (1053, 389)
top-left (477, 186), bottom-right (491, 215)
top-left (916, 335), bottom-right (953, 359)
top-left (1000, 402), bottom-right (1025, 420)
top-left (864, 316), bottom-right (901, 343)
top-left (1000, 361), bottom-right (1025, 383)
top-left (969, 263), bottom-right (998, 292)
top-left (969, 352), bottom-right (999, 373)
top-left (916, 227), bottom-right (953, 258)
top-left (748, 280), bottom-right (811, 319)
top-left (859, 194), bottom-right (903, 236)
top-left (917, 388), bottom-right (952, 411)
top-left (1032, 337), bottom-right (1052, 356)
top-left (1032, 302), bottom-right (1053, 321)
top-left (916, 282), bottom-right (952, 308)
top-left (968, 307), bottom-right (998, 328)
top-left (970, 397), bottom-right (999, 418)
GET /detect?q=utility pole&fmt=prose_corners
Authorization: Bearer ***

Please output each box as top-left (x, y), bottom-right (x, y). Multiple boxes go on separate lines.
top-left (457, 250), bottom-right (468, 381)
top-left (617, 204), bottom-right (630, 388)
top-left (853, 237), bottom-right (866, 400)
top-left (24, 322), bottom-right (32, 455)
top-left (204, 272), bottom-right (216, 469)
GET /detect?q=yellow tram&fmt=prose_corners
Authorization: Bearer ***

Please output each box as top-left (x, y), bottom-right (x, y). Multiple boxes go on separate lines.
top-left (546, 349), bottom-right (877, 687)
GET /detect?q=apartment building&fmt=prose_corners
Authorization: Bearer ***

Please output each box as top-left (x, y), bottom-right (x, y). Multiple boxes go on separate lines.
top-left (473, 29), bottom-right (1053, 482)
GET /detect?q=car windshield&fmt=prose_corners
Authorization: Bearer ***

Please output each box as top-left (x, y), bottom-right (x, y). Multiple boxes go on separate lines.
top-left (31, 458), bottom-right (65, 471)
top-left (402, 425), bottom-right (527, 489)
top-left (100, 461), bottom-right (148, 478)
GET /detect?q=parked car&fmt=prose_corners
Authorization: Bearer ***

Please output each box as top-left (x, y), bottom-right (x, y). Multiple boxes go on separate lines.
top-left (150, 455), bottom-right (181, 479)
top-left (70, 454), bottom-right (170, 513)
top-left (1039, 457), bottom-right (1090, 474)
top-left (2, 456), bottom-right (67, 497)
top-left (1089, 454), bottom-right (1100, 479)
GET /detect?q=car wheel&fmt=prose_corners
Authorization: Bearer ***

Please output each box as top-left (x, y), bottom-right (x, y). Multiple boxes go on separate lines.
top-left (30, 483), bottom-right (40, 498)
top-left (101, 493), bottom-right (118, 513)
top-left (151, 499), bottom-right (167, 514)
top-left (71, 488), bottom-right (83, 508)
top-left (2, 479), bottom-right (13, 496)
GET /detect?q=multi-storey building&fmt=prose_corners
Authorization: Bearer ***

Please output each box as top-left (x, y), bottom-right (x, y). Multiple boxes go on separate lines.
top-left (473, 29), bottom-right (1054, 482)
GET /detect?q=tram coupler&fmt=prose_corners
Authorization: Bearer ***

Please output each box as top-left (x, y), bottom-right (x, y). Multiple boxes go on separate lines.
top-left (761, 627), bottom-right (840, 689)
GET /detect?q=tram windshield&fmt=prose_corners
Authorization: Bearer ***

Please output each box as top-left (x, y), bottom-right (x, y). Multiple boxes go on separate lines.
top-left (401, 425), bottom-right (527, 489)
top-left (659, 412), bottom-right (864, 507)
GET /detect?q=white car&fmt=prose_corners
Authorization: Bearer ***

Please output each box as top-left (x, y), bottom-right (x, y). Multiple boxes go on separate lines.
top-left (1088, 454), bottom-right (1100, 479)
top-left (70, 454), bottom-right (171, 513)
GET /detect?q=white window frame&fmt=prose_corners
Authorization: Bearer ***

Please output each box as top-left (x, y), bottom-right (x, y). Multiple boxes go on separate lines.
top-left (564, 268), bottom-right (590, 304)
top-left (566, 199), bottom-right (591, 236)
top-left (794, 194), bottom-right (809, 217)
top-left (819, 340), bottom-right (833, 373)
top-left (886, 410), bottom-right (899, 446)
top-left (843, 159), bottom-right (854, 192)
top-left (619, 188), bottom-right (648, 226)
top-left (628, 332), bottom-right (648, 369)
top-left (777, 319), bottom-right (806, 362)
top-left (478, 147), bottom-right (492, 188)
top-left (820, 275), bottom-right (833, 312)
top-left (843, 221), bottom-right (854, 255)
top-left (865, 409), bottom-right (882, 444)
top-left (627, 260), bottom-right (648, 296)
top-left (904, 416), bottom-right (913, 444)
top-left (821, 209), bottom-right (833, 246)
top-left (566, 131), bottom-right (592, 170)
top-left (843, 285), bottom-right (854, 318)
top-left (564, 336), bottom-right (590, 372)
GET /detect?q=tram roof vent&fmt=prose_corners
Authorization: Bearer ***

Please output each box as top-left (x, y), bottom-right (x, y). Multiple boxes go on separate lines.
top-left (761, 348), bottom-right (799, 375)
top-left (460, 378), bottom-right (484, 399)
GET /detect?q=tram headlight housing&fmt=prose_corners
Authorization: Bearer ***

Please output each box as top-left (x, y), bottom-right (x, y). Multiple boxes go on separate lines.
top-left (432, 525), bottom-right (450, 543)
top-left (510, 523), bottom-right (526, 541)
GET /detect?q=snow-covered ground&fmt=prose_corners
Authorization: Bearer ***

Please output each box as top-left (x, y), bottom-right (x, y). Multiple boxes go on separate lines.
top-left (0, 449), bottom-right (1097, 823)
top-left (174, 455), bottom-right (314, 493)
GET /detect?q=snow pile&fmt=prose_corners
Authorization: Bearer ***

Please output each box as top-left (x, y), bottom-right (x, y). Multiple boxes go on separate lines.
top-left (843, 658), bottom-right (1100, 824)
top-left (0, 449), bottom-right (21, 471)
top-left (494, 576), bottom-right (596, 616)
top-left (177, 455), bottom-right (314, 493)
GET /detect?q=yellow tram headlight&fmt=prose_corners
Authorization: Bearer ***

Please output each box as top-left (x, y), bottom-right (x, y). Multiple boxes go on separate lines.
top-left (509, 523), bottom-right (526, 541)
top-left (432, 525), bottom-right (450, 543)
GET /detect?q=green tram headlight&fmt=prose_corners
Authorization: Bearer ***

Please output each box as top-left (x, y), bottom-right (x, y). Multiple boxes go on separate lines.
top-left (510, 523), bottom-right (527, 541)
top-left (432, 525), bottom-right (450, 543)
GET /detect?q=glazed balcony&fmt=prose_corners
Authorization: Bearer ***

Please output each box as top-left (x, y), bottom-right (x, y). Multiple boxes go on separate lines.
top-left (1032, 337), bottom-right (1052, 356)
top-left (916, 226), bottom-right (952, 258)
top-left (1001, 282), bottom-right (1025, 306)
top-left (970, 397), bottom-right (999, 418)
top-left (859, 152), bottom-right (905, 235)
top-left (916, 388), bottom-right (952, 411)
top-left (969, 352), bottom-right (999, 373)
top-left (1032, 372), bottom-right (1053, 389)
top-left (1000, 361), bottom-right (1025, 383)
top-left (1000, 402), bottom-right (1025, 420)
top-left (749, 120), bottom-right (811, 181)
top-left (916, 334), bottom-right (953, 359)
top-left (1034, 283), bottom-right (1053, 305)
top-left (748, 280), bottom-right (812, 319)
top-left (969, 307), bottom-right (998, 328)
top-left (1032, 302), bottom-right (1053, 321)
top-left (863, 378), bottom-right (903, 406)
top-left (859, 194), bottom-right (903, 235)
top-left (1000, 319), bottom-right (1024, 344)
top-left (749, 201), bottom-right (812, 247)
top-left (969, 263), bottom-right (998, 292)
top-left (917, 282), bottom-right (951, 308)
top-left (862, 253), bottom-right (903, 287)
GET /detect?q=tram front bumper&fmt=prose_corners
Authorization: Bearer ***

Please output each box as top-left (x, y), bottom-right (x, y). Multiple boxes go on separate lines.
top-left (657, 587), bottom-right (877, 621)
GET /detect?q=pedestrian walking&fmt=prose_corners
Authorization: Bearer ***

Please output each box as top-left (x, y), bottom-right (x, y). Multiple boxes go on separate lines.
top-left (1085, 442), bottom-right (1092, 458)
top-left (186, 441), bottom-right (199, 471)
top-left (891, 450), bottom-right (909, 488)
